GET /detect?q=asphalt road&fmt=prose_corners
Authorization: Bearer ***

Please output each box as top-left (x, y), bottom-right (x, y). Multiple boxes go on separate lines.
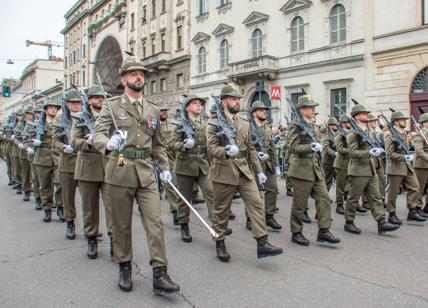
top-left (1, 163), bottom-right (428, 308)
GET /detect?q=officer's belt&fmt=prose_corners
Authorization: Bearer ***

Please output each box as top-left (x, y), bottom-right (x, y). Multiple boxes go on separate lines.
top-left (81, 149), bottom-right (100, 154)
top-left (39, 143), bottom-right (52, 149)
top-left (186, 147), bottom-right (207, 155)
top-left (111, 149), bottom-right (152, 159)
top-left (228, 150), bottom-right (249, 159)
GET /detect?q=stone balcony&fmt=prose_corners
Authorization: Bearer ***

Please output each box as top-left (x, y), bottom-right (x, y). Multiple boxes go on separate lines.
top-left (141, 52), bottom-right (171, 71)
top-left (227, 55), bottom-right (279, 81)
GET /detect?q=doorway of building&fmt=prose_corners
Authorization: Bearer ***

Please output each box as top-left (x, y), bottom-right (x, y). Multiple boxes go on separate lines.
top-left (410, 66), bottom-right (428, 129)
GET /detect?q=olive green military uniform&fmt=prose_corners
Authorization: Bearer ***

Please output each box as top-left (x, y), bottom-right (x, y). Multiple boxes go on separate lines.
top-left (333, 117), bottom-right (350, 207)
top-left (19, 108), bottom-right (35, 196)
top-left (207, 113), bottom-right (268, 241)
top-left (345, 125), bottom-right (385, 222)
top-left (93, 93), bottom-right (169, 267)
top-left (4, 130), bottom-right (14, 184)
top-left (71, 106), bottom-right (112, 239)
top-left (172, 95), bottom-right (214, 224)
top-left (367, 116), bottom-right (386, 203)
top-left (385, 130), bottom-right (420, 212)
top-left (159, 114), bottom-right (180, 214)
top-left (322, 121), bottom-right (337, 191)
top-left (11, 118), bottom-right (22, 189)
top-left (287, 122), bottom-right (332, 233)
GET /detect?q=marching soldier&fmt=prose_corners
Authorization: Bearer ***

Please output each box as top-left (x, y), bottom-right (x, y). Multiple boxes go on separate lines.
top-left (4, 115), bottom-right (15, 187)
top-left (11, 109), bottom-right (23, 195)
top-left (18, 106), bottom-right (35, 202)
top-left (287, 95), bottom-right (340, 246)
top-left (32, 99), bottom-right (65, 222)
top-left (172, 94), bottom-right (215, 242)
top-left (93, 55), bottom-right (179, 294)
top-left (158, 101), bottom-right (180, 225)
top-left (250, 101), bottom-right (282, 230)
top-left (322, 118), bottom-right (338, 192)
top-left (206, 84), bottom-right (283, 262)
top-left (71, 85), bottom-right (113, 259)
top-left (414, 113), bottom-right (428, 214)
top-left (333, 115), bottom-right (351, 214)
top-left (344, 104), bottom-right (400, 234)
top-left (384, 111), bottom-right (426, 224)
top-left (53, 90), bottom-right (82, 239)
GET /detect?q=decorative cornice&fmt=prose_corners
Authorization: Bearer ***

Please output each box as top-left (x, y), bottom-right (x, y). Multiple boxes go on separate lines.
top-left (191, 32), bottom-right (211, 44)
top-left (212, 23), bottom-right (235, 37)
top-left (242, 11), bottom-right (269, 27)
top-left (280, 0), bottom-right (313, 14)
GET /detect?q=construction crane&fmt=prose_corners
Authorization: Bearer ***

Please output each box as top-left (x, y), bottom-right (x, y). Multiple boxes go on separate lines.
top-left (25, 40), bottom-right (64, 60)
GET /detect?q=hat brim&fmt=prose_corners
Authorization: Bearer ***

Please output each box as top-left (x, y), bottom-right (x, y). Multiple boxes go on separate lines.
top-left (351, 110), bottom-right (371, 117)
top-left (120, 66), bottom-right (149, 75)
top-left (220, 93), bottom-right (243, 99)
top-left (186, 97), bottom-right (207, 106)
top-left (252, 106), bottom-right (271, 112)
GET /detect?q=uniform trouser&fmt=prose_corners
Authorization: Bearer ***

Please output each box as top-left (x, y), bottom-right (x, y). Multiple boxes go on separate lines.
top-left (53, 169), bottom-right (62, 208)
top-left (164, 171), bottom-right (179, 213)
top-left (259, 168), bottom-right (278, 215)
top-left (346, 175), bottom-right (385, 222)
top-left (212, 175), bottom-right (268, 241)
top-left (176, 173), bottom-right (214, 224)
top-left (415, 168), bottom-right (428, 207)
top-left (323, 164), bottom-right (335, 191)
top-left (78, 180), bottom-right (112, 238)
top-left (387, 172), bottom-right (420, 213)
top-left (335, 168), bottom-right (349, 205)
top-left (12, 156), bottom-right (21, 184)
top-left (289, 176), bottom-right (332, 233)
top-left (60, 171), bottom-right (78, 222)
top-left (20, 159), bottom-right (31, 192)
top-left (106, 182), bottom-right (167, 267)
top-left (5, 154), bottom-right (12, 181)
top-left (31, 163), bottom-right (40, 199)
top-left (35, 165), bottom-right (60, 210)
top-left (365, 166), bottom-right (386, 204)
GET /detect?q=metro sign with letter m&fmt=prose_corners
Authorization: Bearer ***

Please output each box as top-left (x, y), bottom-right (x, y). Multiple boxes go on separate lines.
top-left (271, 86), bottom-right (281, 100)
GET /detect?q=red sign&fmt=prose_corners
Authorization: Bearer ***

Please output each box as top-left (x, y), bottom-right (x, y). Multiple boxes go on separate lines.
top-left (271, 86), bottom-right (281, 100)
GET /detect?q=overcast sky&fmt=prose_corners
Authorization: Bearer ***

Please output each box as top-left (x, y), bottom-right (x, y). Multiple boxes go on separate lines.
top-left (0, 0), bottom-right (75, 82)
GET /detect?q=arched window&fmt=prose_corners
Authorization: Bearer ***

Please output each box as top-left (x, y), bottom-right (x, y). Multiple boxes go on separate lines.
top-left (219, 39), bottom-right (229, 69)
top-left (251, 29), bottom-right (263, 58)
top-left (291, 16), bottom-right (304, 52)
top-left (330, 4), bottom-right (346, 44)
top-left (198, 47), bottom-right (207, 74)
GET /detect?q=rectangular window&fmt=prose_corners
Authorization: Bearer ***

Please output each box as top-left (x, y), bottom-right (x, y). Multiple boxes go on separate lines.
top-left (131, 13), bottom-right (135, 30)
top-left (291, 92), bottom-right (304, 105)
top-left (161, 33), bottom-right (166, 52)
top-left (220, 0), bottom-right (229, 6)
top-left (142, 41), bottom-right (147, 58)
top-left (160, 77), bottom-right (166, 92)
top-left (143, 83), bottom-right (148, 95)
top-left (151, 39), bottom-right (156, 54)
top-left (177, 26), bottom-right (182, 50)
top-left (76, 70), bottom-right (80, 86)
top-left (152, 0), bottom-right (156, 18)
top-left (82, 70), bottom-right (85, 86)
top-left (330, 88), bottom-right (347, 118)
top-left (82, 44), bottom-right (86, 58)
top-left (151, 80), bottom-right (157, 94)
top-left (143, 5), bottom-right (147, 22)
top-left (161, 0), bottom-right (166, 12)
top-left (199, 0), bottom-right (207, 15)
top-left (424, 0), bottom-right (428, 24)
top-left (64, 56), bottom-right (68, 69)
top-left (176, 73), bottom-right (184, 89)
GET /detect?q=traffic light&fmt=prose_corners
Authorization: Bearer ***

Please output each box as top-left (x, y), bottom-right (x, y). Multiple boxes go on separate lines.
top-left (2, 85), bottom-right (11, 97)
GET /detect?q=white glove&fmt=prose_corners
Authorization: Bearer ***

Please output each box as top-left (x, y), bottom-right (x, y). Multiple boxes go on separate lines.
top-left (161, 170), bottom-right (172, 182)
top-left (369, 148), bottom-right (382, 157)
top-left (334, 152), bottom-right (338, 156)
top-left (63, 145), bottom-right (74, 154)
top-left (404, 154), bottom-right (415, 162)
top-left (18, 143), bottom-right (24, 149)
top-left (257, 172), bottom-right (267, 184)
top-left (86, 134), bottom-right (93, 145)
top-left (275, 167), bottom-right (281, 177)
top-left (258, 152), bottom-right (269, 161)
top-left (311, 142), bottom-right (323, 152)
top-left (10, 135), bottom-right (15, 140)
top-left (225, 144), bottom-right (239, 157)
top-left (26, 148), bottom-right (35, 155)
top-left (379, 148), bottom-right (385, 154)
top-left (32, 139), bottom-right (41, 147)
top-left (184, 138), bottom-right (195, 149)
top-left (106, 132), bottom-right (124, 151)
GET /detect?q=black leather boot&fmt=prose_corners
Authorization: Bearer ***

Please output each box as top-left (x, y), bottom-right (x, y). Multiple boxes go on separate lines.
top-left (356, 205), bottom-right (367, 213)
top-left (191, 193), bottom-right (205, 205)
top-left (57, 207), bottom-right (65, 222)
top-left (216, 240), bottom-right (230, 262)
top-left (286, 188), bottom-right (293, 196)
top-left (87, 237), bottom-right (98, 259)
top-left (16, 185), bottom-right (22, 195)
top-left (317, 229), bottom-right (341, 244)
top-left (180, 224), bottom-right (192, 243)
top-left (417, 207), bottom-right (428, 219)
top-left (266, 214), bottom-right (282, 231)
top-left (407, 208), bottom-right (427, 222)
top-left (257, 236), bottom-right (283, 258)
top-left (12, 183), bottom-right (19, 190)
top-left (229, 210), bottom-right (236, 220)
top-left (118, 262), bottom-right (132, 292)
top-left (336, 204), bottom-right (345, 215)
top-left (291, 232), bottom-right (309, 246)
top-left (302, 211), bottom-right (311, 224)
top-left (388, 212), bottom-right (402, 225)
top-left (153, 266), bottom-right (180, 294)
top-left (23, 191), bottom-right (30, 202)
top-left (172, 211), bottom-right (179, 226)
top-left (423, 203), bottom-right (428, 214)
top-left (232, 192), bottom-right (241, 199)
top-left (246, 217), bottom-right (252, 231)
top-left (344, 221), bottom-right (361, 234)
top-left (66, 221), bottom-right (76, 239)
top-left (378, 218), bottom-right (400, 234)
top-left (8, 179), bottom-right (14, 186)
top-left (43, 209), bottom-right (51, 223)
top-left (35, 198), bottom-right (42, 210)
top-left (362, 201), bottom-right (371, 210)
top-left (108, 232), bottom-right (114, 258)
